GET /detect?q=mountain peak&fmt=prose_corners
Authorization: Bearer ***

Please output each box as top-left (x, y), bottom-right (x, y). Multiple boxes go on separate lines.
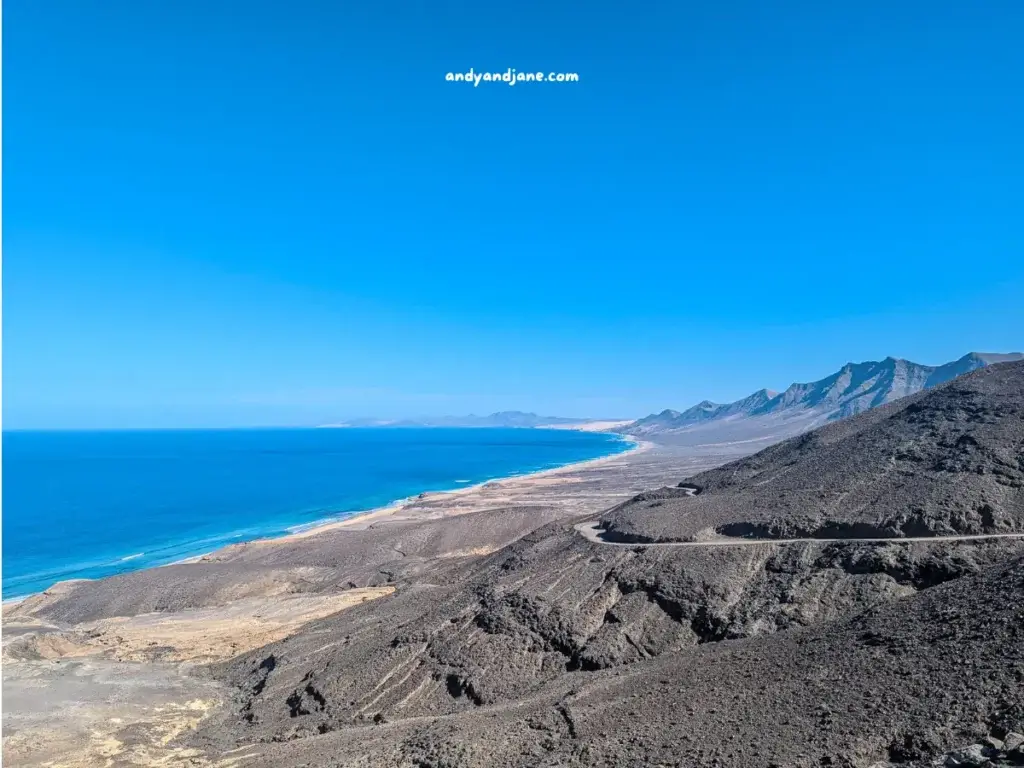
top-left (963, 352), bottom-right (1024, 365)
top-left (624, 352), bottom-right (1024, 438)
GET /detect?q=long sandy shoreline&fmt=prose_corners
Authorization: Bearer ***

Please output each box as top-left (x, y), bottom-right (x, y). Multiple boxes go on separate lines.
top-left (189, 435), bottom-right (649, 553)
top-left (0, 434), bottom-right (724, 768)
top-left (5, 435), bottom-right (649, 600)
top-left (275, 435), bottom-right (647, 541)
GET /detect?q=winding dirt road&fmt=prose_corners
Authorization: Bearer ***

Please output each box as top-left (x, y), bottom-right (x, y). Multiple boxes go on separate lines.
top-left (574, 521), bottom-right (1024, 548)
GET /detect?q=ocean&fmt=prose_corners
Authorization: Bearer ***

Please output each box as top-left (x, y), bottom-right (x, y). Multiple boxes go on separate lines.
top-left (1, 427), bottom-right (631, 599)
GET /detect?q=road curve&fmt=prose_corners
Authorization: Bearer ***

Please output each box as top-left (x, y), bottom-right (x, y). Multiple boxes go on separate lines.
top-left (574, 521), bottom-right (1024, 548)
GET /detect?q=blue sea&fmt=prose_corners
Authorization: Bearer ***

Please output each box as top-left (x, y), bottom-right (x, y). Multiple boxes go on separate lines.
top-left (2, 427), bottom-right (631, 599)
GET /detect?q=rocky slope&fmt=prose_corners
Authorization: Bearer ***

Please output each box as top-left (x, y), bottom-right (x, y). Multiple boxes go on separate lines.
top-left (205, 530), bottom-right (1023, 744)
top-left (210, 553), bottom-right (1024, 767)
top-left (172, 360), bottom-right (1024, 767)
top-left (603, 360), bottom-right (1024, 543)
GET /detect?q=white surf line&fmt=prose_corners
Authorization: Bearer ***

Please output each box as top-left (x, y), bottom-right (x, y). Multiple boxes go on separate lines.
top-left (574, 521), bottom-right (1024, 548)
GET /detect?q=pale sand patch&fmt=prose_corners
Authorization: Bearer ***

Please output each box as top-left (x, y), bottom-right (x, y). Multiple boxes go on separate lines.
top-left (2, 690), bottom-right (256, 768)
top-left (3, 588), bottom-right (395, 767)
top-left (546, 420), bottom-right (635, 432)
top-left (5, 588), bottom-right (395, 665)
top-left (435, 546), bottom-right (499, 558)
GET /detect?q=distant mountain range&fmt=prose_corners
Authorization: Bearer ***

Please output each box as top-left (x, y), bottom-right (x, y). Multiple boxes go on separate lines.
top-left (320, 353), bottom-right (1022, 440)
top-left (622, 352), bottom-right (1023, 444)
top-left (320, 411), bottom-right (595, 429)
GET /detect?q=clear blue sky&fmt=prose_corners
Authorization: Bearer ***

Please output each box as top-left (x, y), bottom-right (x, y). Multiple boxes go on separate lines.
top-left (4, 0), bottom-right (1023, 429)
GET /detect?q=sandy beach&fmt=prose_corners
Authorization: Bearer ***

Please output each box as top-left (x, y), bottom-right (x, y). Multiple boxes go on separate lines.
top-left (3, 430), bottom-right (640, 598)
top-left (1, 435), bottom-right (725, 767)
top-left (7, 363), bottom-right (1024, 767)
top-left (255, 434), bottom-right (649, 543)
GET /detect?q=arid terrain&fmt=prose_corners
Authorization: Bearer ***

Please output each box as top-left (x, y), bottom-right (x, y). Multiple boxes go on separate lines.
top-left (2, 438), bottom-right (722, 766)
top-left (4, 362), bottom-right (1024, 767)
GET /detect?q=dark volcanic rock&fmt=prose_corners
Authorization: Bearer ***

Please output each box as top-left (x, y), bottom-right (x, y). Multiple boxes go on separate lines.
top-left (196, 554), bottom-right (1024, 767)
top-left (163, 363), bottom-right (1024, 766)
top-left (198, 522), bottom-right (1024, 751)
top-left (603, 361), bottom-right (1024, 543)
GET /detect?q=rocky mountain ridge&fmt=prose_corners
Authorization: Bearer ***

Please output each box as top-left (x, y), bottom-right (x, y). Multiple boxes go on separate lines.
top-left (625, 351), bottom-right (1023, 439)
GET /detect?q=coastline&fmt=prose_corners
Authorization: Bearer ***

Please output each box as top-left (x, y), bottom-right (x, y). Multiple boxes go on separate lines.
top-left (5, 433), bottom-right (645, 600)
top-left (260, 434), bottom-right (646, 543)
top-left (184, 434), bottom-right (647, 553)
top-left (1, 432), bottom-right (712, 768)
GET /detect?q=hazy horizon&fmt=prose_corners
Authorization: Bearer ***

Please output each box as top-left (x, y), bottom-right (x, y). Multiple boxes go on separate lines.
top-left (6, 350), bottom-right (1023, 431)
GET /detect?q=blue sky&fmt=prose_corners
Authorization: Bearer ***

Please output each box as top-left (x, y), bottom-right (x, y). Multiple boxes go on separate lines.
top-left (4, 0), bottom-right (1023, 429)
